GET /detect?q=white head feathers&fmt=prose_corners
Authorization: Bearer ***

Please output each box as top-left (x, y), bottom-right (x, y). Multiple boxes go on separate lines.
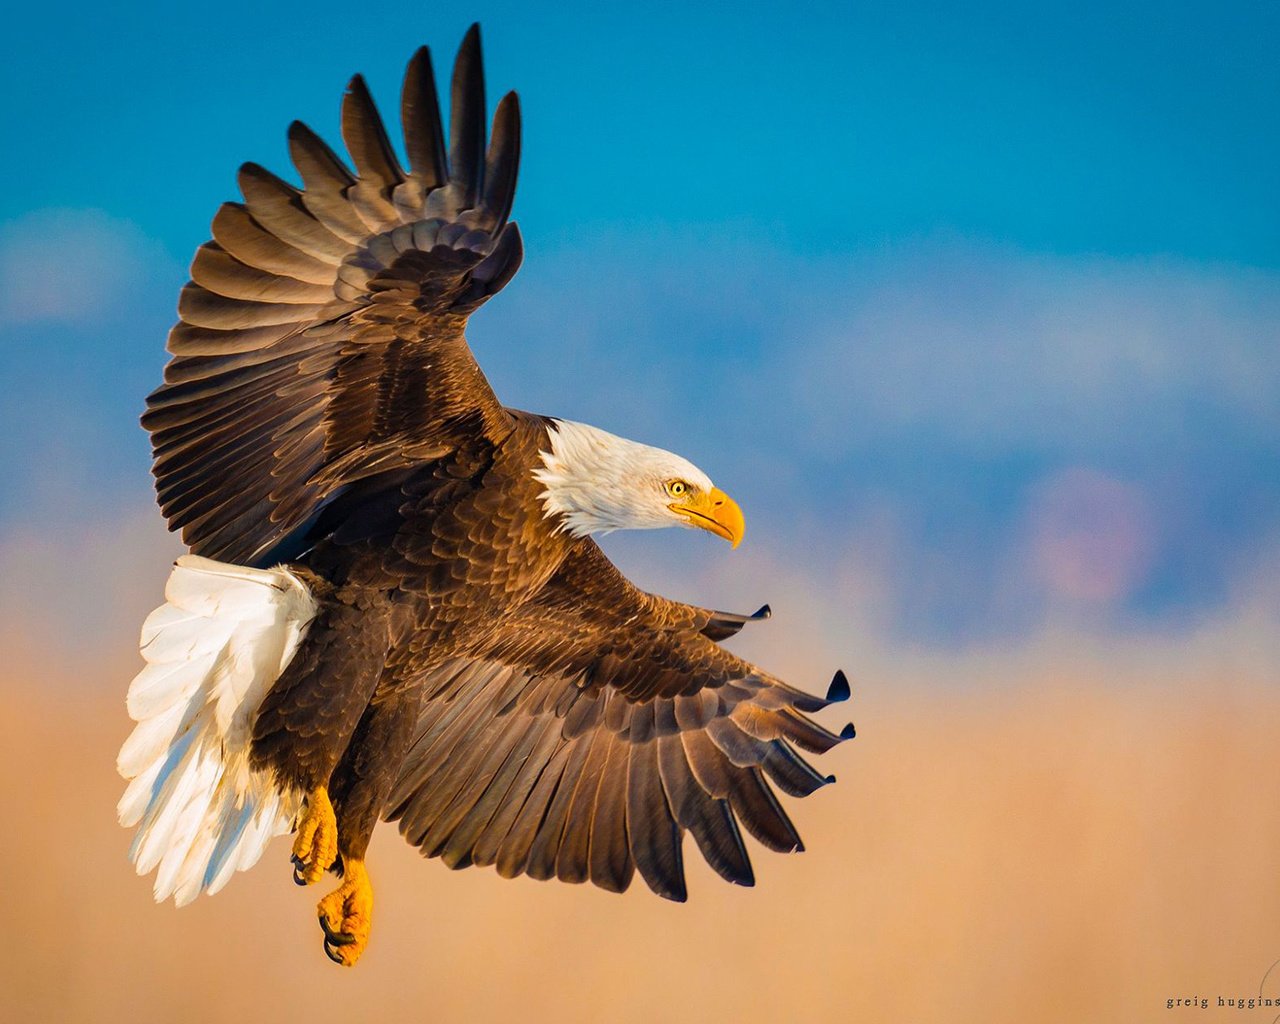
top-left (534, 419), bottom-right (715, 537)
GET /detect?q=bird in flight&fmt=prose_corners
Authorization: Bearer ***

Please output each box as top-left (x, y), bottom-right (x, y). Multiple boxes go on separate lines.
top-left (117, 25), bottom-right (854, 967)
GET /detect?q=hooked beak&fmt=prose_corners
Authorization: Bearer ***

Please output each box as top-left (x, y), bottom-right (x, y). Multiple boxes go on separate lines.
top-left (669, 487), bottom-right (745, 549)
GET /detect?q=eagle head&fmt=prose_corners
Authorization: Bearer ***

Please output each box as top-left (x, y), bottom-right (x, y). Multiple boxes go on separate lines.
top-left (534, 420), bottom-right (745, 547)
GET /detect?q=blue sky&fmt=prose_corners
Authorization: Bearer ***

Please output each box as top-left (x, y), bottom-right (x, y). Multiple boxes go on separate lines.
top-left (4, 1), bottom-right (1278, 262)
top-left (1, 1), bottom-right (1277, 657)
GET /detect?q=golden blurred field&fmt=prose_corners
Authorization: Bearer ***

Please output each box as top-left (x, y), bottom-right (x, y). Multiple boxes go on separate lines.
top-left (4, 625), bottom-right (1279, 1024)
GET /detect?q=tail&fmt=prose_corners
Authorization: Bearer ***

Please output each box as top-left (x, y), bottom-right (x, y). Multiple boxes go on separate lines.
top-left (117, 555), bottom-right (317, 906)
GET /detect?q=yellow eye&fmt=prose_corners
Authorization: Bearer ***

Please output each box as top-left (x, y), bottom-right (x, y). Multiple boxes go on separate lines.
top-left (667, 480), bottom-right (688, 497)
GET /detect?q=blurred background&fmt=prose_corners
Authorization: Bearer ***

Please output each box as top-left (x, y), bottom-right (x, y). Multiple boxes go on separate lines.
top-left (2, 1), bottom-right (1278, 1020)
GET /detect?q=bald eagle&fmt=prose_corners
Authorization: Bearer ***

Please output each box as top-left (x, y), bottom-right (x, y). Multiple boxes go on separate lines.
top-left (117, 25), bottom-right (853, 966)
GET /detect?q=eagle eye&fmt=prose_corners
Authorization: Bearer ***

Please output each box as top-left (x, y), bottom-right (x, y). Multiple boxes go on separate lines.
top-left (666, 480), bottom-right (689, 498)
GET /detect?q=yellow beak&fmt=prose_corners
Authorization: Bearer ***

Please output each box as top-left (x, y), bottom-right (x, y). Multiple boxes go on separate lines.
top-left (669, 487), bottom-right (745, 549)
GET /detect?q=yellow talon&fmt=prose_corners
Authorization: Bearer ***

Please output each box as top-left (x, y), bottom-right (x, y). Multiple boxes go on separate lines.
top-left (291, 787), bottom-right (338, 885)
top-left (317, 858), bottom-right (374, 967)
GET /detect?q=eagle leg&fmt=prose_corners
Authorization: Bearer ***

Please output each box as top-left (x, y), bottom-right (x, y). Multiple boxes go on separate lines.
top-left (291, 786), bottom-right (339, 885)
top-left (317, 858), bottom-right (374, 967)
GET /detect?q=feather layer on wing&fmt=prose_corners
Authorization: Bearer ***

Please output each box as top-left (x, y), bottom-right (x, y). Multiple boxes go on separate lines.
top-left (387, 542), bottom-right (853, 900)
top-left (143, 26), bottom-right (524, 567)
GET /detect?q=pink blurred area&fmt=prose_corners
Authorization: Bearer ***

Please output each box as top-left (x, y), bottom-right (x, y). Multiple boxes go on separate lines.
top-left (3, 509), bottom-right (1279, 1022)
top-left (1025, 466), bottom-right (1156, 604)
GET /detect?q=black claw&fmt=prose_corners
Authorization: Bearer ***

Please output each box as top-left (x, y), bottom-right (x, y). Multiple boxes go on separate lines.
top-left (826, 670), bottom-right (850, 702)
top-left (825, 773), bottom-right (837, 784)
top-left (291, 856), bottom-right (308, 886)
top-left (319, 913), bottom-right (357, 946)
top-left (323, 940), bottom-right (347, 965)
top-left (840, 722), bottom-right (857, 740)
top-left (752, 604), bottom-right (772, 620)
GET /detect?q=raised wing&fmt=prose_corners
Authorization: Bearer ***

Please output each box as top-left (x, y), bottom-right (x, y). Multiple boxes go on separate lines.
top-left (143, 26), bottom-right (524, 566)
top-left (387, 542), bottom-right (854, 900)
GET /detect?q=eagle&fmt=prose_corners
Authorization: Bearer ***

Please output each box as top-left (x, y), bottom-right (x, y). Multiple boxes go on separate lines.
top-left (117, 25), bottom-right (854, 967)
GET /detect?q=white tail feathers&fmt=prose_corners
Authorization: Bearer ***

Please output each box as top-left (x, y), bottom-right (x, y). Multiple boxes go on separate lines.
top-left (117, 555), bottom-right (317, 906)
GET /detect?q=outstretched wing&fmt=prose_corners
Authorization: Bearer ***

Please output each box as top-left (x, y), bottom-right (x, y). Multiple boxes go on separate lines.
top-left (387, 542), bottom-right (854, 900)
top-left (144, 26), bottom-right (524, 566)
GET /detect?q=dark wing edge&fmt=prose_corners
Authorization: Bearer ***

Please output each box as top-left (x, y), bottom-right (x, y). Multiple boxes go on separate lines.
top-left (143, 25), bottom-right (525, 566)
top-left (386, 544), bottom-right (855, 901)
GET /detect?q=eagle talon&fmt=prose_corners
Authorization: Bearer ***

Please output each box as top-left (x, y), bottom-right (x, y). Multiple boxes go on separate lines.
top-left (293, 851), bottom-right (341, 886)
top-left (291, 787), bottom-right (338, 886)
top-left (318, 915), bottom-right (357, 946)
top-left (316, 858), bottom-right (373, 967)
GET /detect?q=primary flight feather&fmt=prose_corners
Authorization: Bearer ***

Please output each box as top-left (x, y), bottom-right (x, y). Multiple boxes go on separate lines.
top-left (118, 24), bottom-right (854, 966)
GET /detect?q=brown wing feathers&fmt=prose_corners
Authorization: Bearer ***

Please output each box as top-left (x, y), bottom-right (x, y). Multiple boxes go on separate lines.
top-left (143, 25), bottom-right (522, 566)
top-left (401, 47), bottom-right (448, 197)
top-left (388, 655), bottom-right (852, 900)
top-left (446, 25), bottom-right (486, 214)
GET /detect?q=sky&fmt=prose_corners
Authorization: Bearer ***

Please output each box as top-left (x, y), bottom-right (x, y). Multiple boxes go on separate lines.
top-left (1, 0), bottom-right (1277, 666)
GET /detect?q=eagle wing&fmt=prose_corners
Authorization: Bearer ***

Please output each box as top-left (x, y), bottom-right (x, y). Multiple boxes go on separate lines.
top-left (387, 542), bottom-right (853, 900)
top-left (144, 26), bottom-right (523, 566)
